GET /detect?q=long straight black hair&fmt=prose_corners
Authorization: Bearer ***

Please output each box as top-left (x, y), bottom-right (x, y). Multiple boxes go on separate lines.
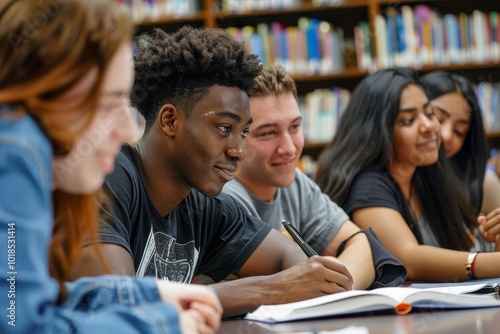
top-left (420, 71), bottom-right (488, 215)
top-left (316, 68), bottom-right (477, 250)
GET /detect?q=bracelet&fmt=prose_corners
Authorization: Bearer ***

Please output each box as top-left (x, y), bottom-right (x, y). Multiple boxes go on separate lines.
top-left (465, 252), bottom-right (479, 279)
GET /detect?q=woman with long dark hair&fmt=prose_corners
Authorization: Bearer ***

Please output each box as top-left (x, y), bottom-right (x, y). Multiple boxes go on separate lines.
top-left (421, 71), bottom-right (500, 245)
top-left (316, 68), bottom-right (500, 282)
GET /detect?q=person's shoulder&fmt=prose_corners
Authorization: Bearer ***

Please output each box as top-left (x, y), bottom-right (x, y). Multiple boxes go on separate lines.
top-left (115, 144), bottom-right (136, 167)
top-left (294, 168), bottom-right (311, 181)
top-left (206, 189), bottom-right (254, 214)
top-left (215, 191), bottom-right (238, 204)
top-left (190, 189), bottom-right (239, 207)
top-left (185, 189), bottom-right (253, 221)
top-left (348, 167), bottom-right (397, 197)
top-left (294, 168), bottom-right (317, 186)
top-left (1, 108), bottom-right (53, 189)
top-left (353, 167), bottom-right (392, 184)
top-left (0, 108), bottom-right (52, 182)
top-left (222, 177), bottom-right (247, 195)
top-left (0, 107), bottom-right (51, 156)
top-left (109, 145), bottom-right (140, 177)
top-left (343, 167), bottom-right (400, 213)
top-left (104, 144), bottom-right (142, 193)
top-left (292, 168), bottom-right (322, 194)
top-left (214, 192), bottom-right (269, 228)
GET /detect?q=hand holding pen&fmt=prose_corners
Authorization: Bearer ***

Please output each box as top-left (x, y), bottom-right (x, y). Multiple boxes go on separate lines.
top-left (278, 220), bottom-right (354, 295)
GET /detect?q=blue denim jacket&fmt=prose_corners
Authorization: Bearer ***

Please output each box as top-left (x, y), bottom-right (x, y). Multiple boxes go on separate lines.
top-left (0, 107), bottom-right (181, 333)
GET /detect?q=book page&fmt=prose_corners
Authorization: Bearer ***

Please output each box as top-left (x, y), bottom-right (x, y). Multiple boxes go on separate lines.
top-left (410, 278), bottom-right (500, 294)
top-left (424, 283), bottom-right (499, 295)
top-left (245, 286), bottom-right (500, 323)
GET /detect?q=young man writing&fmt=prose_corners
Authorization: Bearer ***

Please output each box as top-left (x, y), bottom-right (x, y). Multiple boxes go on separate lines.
top-left (222, 64), bottom-right (407, 290)
top-left (73, 27), bottom-right (365, 317)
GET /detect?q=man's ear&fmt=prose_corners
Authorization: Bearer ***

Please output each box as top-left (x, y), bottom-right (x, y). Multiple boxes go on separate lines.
top-left (158, 103), bottom-right (178, 136)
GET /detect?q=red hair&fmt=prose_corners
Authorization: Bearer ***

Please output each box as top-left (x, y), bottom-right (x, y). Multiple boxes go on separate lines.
top-left (0, 0), bottom-right (133, 301)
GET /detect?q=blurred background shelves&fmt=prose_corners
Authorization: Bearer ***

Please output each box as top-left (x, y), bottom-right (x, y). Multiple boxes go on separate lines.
top-left (118, 0), bottom-right (500, 166)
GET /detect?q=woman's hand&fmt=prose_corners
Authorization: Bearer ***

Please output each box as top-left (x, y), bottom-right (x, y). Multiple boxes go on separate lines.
top-left (478, 209), bottom-right (500, 251)
top-left (156, 281), bottom-right (222, 334)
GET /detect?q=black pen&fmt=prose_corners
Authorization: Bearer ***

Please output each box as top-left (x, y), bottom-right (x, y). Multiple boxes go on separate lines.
top-left (281, 220), bottom-right (318, 257)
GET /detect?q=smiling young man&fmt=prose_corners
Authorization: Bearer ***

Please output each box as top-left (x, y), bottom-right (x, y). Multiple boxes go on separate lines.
top-left (222, 65), bottom-right (407, 290)
top-left (71, 27), bottom-right (370, 317)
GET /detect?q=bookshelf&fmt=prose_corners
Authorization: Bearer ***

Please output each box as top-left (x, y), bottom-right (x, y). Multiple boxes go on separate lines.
top-left (128, 0), bottom-right (500, 155)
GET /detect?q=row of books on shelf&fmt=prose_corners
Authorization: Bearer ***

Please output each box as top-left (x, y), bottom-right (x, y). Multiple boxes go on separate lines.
top-left (116, 0), bottom-right (350, 22)
top-left (226, 7), bottom-right (500, 76)
top-left (300, 87), bottom-right (350, 143)
top-left (227, 18), bottom-right (347, 76)
top-left (115, 0), bottom-right (199, 22)
top-left (221, 0), bottom-right (302, 14)
top-left (362, 6), bottom-right (500, 71)
top-left (119, 1), bottom-right (500, 76)
top-left (478, 82), bottom-right (500, 133)
top-left (220, 0), bottom-right (349, 14)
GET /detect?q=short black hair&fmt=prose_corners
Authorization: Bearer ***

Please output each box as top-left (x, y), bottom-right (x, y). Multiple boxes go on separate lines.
top-left (131, 26), bottom-right (262, 132)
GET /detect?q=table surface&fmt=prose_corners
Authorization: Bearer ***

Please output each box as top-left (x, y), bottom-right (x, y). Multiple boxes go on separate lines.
top-left (217, 307), bottom-right (500, 334)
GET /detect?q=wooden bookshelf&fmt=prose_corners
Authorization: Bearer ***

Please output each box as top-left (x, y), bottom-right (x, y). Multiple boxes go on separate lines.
top-left (131, 0), bottom-right (500, 152)
top-left (138, 13), bottom-right (206, 26)
top-left (213, 0), bottom-right (369, 19)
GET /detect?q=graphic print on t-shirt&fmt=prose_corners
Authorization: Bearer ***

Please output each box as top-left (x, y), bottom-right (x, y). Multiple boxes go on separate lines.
top-left (136, 227), bottom-right (199, 283)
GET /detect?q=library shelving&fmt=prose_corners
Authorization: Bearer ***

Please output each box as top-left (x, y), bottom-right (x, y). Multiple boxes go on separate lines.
top-left (125, 0), bottom-right (500, 153)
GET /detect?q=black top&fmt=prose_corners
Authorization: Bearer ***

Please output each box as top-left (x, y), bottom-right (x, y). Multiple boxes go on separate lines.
top-left (98, 145), bottom-right (273, 282)
top-left (343, 168), bottom-right (408, 217)
top-left (343, 168), bottom-right (424, 244)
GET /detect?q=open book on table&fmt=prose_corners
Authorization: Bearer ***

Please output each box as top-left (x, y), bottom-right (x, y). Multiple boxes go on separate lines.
top-left (245, 285), bottom-right (500, 323)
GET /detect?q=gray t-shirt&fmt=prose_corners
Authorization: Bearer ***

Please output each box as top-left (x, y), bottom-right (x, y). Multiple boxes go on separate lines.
top-left (223, 168), bottom-right (349, 254)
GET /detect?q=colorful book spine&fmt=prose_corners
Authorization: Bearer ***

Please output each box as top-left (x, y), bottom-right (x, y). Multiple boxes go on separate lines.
top-left (302, 87), bottom-right (351, 143)
top-left (306, 18), bottom-right (321, 75)
top-left (374, 14), bottom-right (389, 68)
top-left (401, 5), bottom-right (417, 67)
top-left (444, 14), bottom-right (460, 63)
top-left (257, 23), bottom-right (273, 65)
top-left (491, 12), bottom-right (500, 62)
